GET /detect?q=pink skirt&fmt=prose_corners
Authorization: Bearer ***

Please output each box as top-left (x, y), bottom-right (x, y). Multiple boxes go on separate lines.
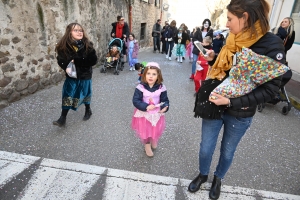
top-left (131, 109), bottom-right (166, 144)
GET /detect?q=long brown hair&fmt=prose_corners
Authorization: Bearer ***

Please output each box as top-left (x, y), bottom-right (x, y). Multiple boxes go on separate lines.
top-left (55, 23), bottom-right (93, 57)
top-left (227, 0), bottom-right (270, 37)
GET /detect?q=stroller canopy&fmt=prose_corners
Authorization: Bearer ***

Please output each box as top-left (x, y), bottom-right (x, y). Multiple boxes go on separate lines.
top-left (108, 38), bottom-right (123, 52)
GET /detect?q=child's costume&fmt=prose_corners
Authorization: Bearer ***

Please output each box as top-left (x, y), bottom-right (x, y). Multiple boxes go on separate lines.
top-left (132, 83), bottom-right (169, 144)
top-left (194, 45), bottom-right (212, 92)
top-left (126, 39), bottom-right (139, 68)
top-left (212, 47), bottom-right (289, 98)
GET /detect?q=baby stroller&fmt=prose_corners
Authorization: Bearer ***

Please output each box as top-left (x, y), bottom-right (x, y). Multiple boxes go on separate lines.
top-left (100, 38), bottom-right (124, 75)
top-left (257, 70), bottom-right (292, 115)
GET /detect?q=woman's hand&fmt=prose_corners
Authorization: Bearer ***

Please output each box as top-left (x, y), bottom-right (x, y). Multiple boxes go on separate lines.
top-left (209, 92), bottom-right (230, 106)
top-left (159, 106), bottom-right (168, 113)
top-left (123, 34), bottom-right (127, 38)
top-left (200, 49), bottom-right (215, 61)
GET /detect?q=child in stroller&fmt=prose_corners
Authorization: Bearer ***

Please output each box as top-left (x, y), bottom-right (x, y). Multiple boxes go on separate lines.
top-left (100, 38), bottom-right (124, 75)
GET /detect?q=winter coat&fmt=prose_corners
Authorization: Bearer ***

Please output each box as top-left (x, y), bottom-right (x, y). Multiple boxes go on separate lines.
top-left (226, 32), bottom-right (286, 117)
top-left (274, 26), bottom-right (295, 54)
top-left (126, 40), bottom-right (139, 59)
top-left (174, 31), bottom-right (190, 45)
top-left (152, 23), bottom-right (162, 37)
top-left (212, 38), bottom-right (224, 54)
top-left (164, 26), bottom-right (177, 40)
top-left (111, 22), bottom-right (130, 40)
top-left (192, 27), bottom-right (214, 55)
top-left (56, 42), bottom-right (98, 80)
top-left (132, 82), bottom-right (169, 112)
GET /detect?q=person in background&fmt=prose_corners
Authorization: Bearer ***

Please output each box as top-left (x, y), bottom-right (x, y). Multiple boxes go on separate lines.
top-left (126, 33), bottom-right (139, 71)
top-left (53, 23), bottom-right (98, 127)
top-left (161, 21), bottom-right (169, 54)
top-left (152, 19), bottom-right (162, 53)
top-left (190, 19), bottom-right (213, 80)
top-left (111, 15), bottom-right (130, 62)
top-left (164, 20), bottom-right (177, 61)
top-left (212, 33), bottom-right (225, 56)
top-left (272, 17), bottom-right (295, 56)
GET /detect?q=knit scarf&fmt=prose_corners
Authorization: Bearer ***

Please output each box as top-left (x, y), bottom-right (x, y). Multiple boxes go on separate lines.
top-left (116, 23), bottom-right (124, 39)
top-left (208, 21), bottom-right (265, 80)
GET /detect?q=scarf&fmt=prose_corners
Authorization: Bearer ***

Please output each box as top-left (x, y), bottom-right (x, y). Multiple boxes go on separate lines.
top-left (116, 23), bottom-right (124, 39)
top-left (72, 40), bottom-right (83, 52)
top-left (208, 21), bottom-right (265, 80)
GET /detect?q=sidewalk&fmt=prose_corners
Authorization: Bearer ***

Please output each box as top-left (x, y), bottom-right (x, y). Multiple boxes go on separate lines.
top-left (285, 70), bottom-right (300, 110)
top-left (1, 151), bottom-right (299, 200)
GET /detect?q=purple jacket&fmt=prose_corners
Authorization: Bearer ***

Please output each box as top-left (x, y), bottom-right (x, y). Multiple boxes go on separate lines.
top-left (126, 40), bottom-right (139, 59)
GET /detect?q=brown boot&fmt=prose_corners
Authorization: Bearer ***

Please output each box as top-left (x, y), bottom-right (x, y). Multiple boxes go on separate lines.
top-left (145, 144), bottom-right (154, 157)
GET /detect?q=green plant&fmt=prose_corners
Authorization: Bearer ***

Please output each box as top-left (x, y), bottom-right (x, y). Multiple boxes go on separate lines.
top-left (37, 3), bottom-right (45, 31)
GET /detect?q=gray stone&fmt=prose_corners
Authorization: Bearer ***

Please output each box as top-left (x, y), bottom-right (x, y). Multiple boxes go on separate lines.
top-left (0, 51), bottom-right (10, 58)
top-left (31, 67), bottom-right (35, 73)
top-left (0, 77), bottom-right (12, 87)
top-left (1, 39), bottom-right (10, 45)
top-left (43, 64), bottom-right (51, 71)
top-left (0, 88), bottom-right (13, 99)
top-left (28, 83), bottom-right (39, 94)
top-left (20, 74), bottom-right (26, 79)
top-left (3, 28), bottom-right (13, 34)
top-left (51, 73), bottom-right (63, 84)
top-left (28, 75), bottom-right (40, 85)
top-left (1, 63), bottom-right (15, 72)
top-left (50, 55), bottom-right (55, 59)
top-left (8, 91), bottom-right (20, 103)
top-left (12, 37), bottom-right (21, 44)
top-left (17, 47), bottom-right (23, 53)
top-left (16, 55), bottom-right (24, 62)
top-left (28, 27), bottom-right (35, 33)
top-left (15, 80), bottom-right (29, 91)
top-left (20, 89), bottom-right (28, 96)
top-left (40, 79), bottom-right (50, 87)
top-left (38, 57), bottom-right (44, 62)
top-left (0, 57), bottom-right (9, 64)
top-left (32, 59), bottom-right (38, 65)
top-left (0, 100), bottom-right (8, 109)
top-left (45, 55), bottom-right (51, 60)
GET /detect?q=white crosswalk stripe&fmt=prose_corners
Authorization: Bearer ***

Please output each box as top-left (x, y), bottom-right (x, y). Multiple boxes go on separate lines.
top-left (0, 151), bottom-right (299, 200)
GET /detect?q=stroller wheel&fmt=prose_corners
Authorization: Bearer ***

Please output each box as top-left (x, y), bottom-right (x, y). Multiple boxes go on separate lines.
top-left (257, 104), bottom-right (264, 112)
top-left (100, 67), bottom-right (106, 73)
top-left (282, 106), bottom-right (289, 115)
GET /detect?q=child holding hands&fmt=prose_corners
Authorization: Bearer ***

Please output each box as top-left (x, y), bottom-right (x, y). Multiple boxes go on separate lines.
top-left (132, 62), bottom-right (169, 157)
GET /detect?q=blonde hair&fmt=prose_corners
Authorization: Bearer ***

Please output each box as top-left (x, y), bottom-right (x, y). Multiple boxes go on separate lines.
top-left (273, 17), bottom-right (295, 38)
top-left (203, 36), bottom-right (212, 45)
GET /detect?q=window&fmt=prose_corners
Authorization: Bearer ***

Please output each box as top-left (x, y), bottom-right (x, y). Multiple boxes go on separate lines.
top-left (291, 0), bottom-right (300, 43)
top-left (155, 0), bottom-right (160, 7)
top-left (142, 0), bottom-right (148, 2)
top-left (140, 23), bottom-right (146, 40)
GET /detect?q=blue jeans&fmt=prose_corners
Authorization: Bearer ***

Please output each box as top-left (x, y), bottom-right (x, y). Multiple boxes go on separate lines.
top-left (166, 41), bottom-right (174, 57)
top-left (191, 53), bottom-right (198, 75)
top-left (153, 37), bottom-right (160, 51)
top-left (199, 112), bottom-right (253, 178)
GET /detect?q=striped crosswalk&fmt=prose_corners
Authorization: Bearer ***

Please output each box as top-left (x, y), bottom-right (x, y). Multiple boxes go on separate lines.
top-left (0, 151), bottom-right (299, 200)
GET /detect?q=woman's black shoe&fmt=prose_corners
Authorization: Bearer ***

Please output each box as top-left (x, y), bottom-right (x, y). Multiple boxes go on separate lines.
top-left (83, 108), bottom-right (92, 121)
top-left (188, 173), bottom-right (208, 193)
top-left (209, 175), bottom-right (221, 199)
top-left (53, 116), bottom-right (66, 127)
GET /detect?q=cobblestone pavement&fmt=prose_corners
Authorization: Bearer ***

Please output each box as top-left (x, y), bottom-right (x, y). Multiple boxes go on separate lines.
top-left (0, 48), bottom-right (300, 197)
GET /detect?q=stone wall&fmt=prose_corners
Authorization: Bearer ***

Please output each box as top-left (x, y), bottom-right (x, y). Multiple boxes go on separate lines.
top-left (0, 0), bottom-right (161, 109)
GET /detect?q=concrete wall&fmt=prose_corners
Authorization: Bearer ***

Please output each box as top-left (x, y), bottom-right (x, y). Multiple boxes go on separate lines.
top-left (0, 0), bottom-right (160, 109)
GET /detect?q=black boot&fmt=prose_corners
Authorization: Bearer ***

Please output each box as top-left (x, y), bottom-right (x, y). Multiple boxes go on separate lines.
top-left (188, 173), bottom-right (208, 193)
top-left (209, 175), bottom-right (221, 199)
top-left (83, 108), bottom-right (92, 121)
top-left (53, 116), bottom-right (66, 127)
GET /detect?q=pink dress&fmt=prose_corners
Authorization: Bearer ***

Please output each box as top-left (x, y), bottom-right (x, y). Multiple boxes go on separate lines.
top-left (131, 84), bottom-right (166, 144)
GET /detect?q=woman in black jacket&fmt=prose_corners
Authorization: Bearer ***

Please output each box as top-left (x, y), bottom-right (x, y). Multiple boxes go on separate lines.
top-left (190, 19), bottom-right (213, 79)
top-left (188, 1), bottom-right (286, 199)
top-left (272, 17), bottom-right (295, 55)
top-left (53, 23), bottom-right (98, 127)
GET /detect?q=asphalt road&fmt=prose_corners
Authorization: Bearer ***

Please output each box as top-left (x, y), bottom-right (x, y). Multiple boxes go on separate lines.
top-left (1, 48), bottom-right (300, 195)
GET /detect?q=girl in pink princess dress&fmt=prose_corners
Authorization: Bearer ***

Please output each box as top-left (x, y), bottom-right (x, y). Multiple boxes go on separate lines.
top-left (132, 62), bottom-right (169, 157)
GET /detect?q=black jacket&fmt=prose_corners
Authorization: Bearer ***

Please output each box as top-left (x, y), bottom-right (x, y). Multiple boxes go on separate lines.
top-left (192, 28), bottom-right (213, 55)
top-left (212, 38), bottom-right (224, 54)
top-left (226, 32), bottom-right (286, 117)
top-left (174, 31), bottom-right (190, 44)
top-left (56, 42), bottom-right (98, 80)
top-left (111, 22), bottom-right (130, 40)
top-left (274, 27), bottom-right (295, 54)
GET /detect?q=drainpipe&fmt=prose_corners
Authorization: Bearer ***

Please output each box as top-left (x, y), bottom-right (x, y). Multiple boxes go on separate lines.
top-left (160, 0), bottom-right (163, 21)
top-left (129, 0), bottom-right (132, 32)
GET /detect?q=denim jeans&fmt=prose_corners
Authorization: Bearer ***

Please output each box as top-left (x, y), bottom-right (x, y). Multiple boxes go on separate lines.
top-left (192, 54), bottom-right (198, 75)
top-left (153, 37), bottom-right (160, 52)
top-left (166, 41), bottom-right (174, 57)
top-left (199, 112), bottom-right (253, 179)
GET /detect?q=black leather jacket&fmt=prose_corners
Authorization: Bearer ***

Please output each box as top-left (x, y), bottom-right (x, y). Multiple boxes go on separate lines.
top-left (226, 32), bottom-right (286, 118)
